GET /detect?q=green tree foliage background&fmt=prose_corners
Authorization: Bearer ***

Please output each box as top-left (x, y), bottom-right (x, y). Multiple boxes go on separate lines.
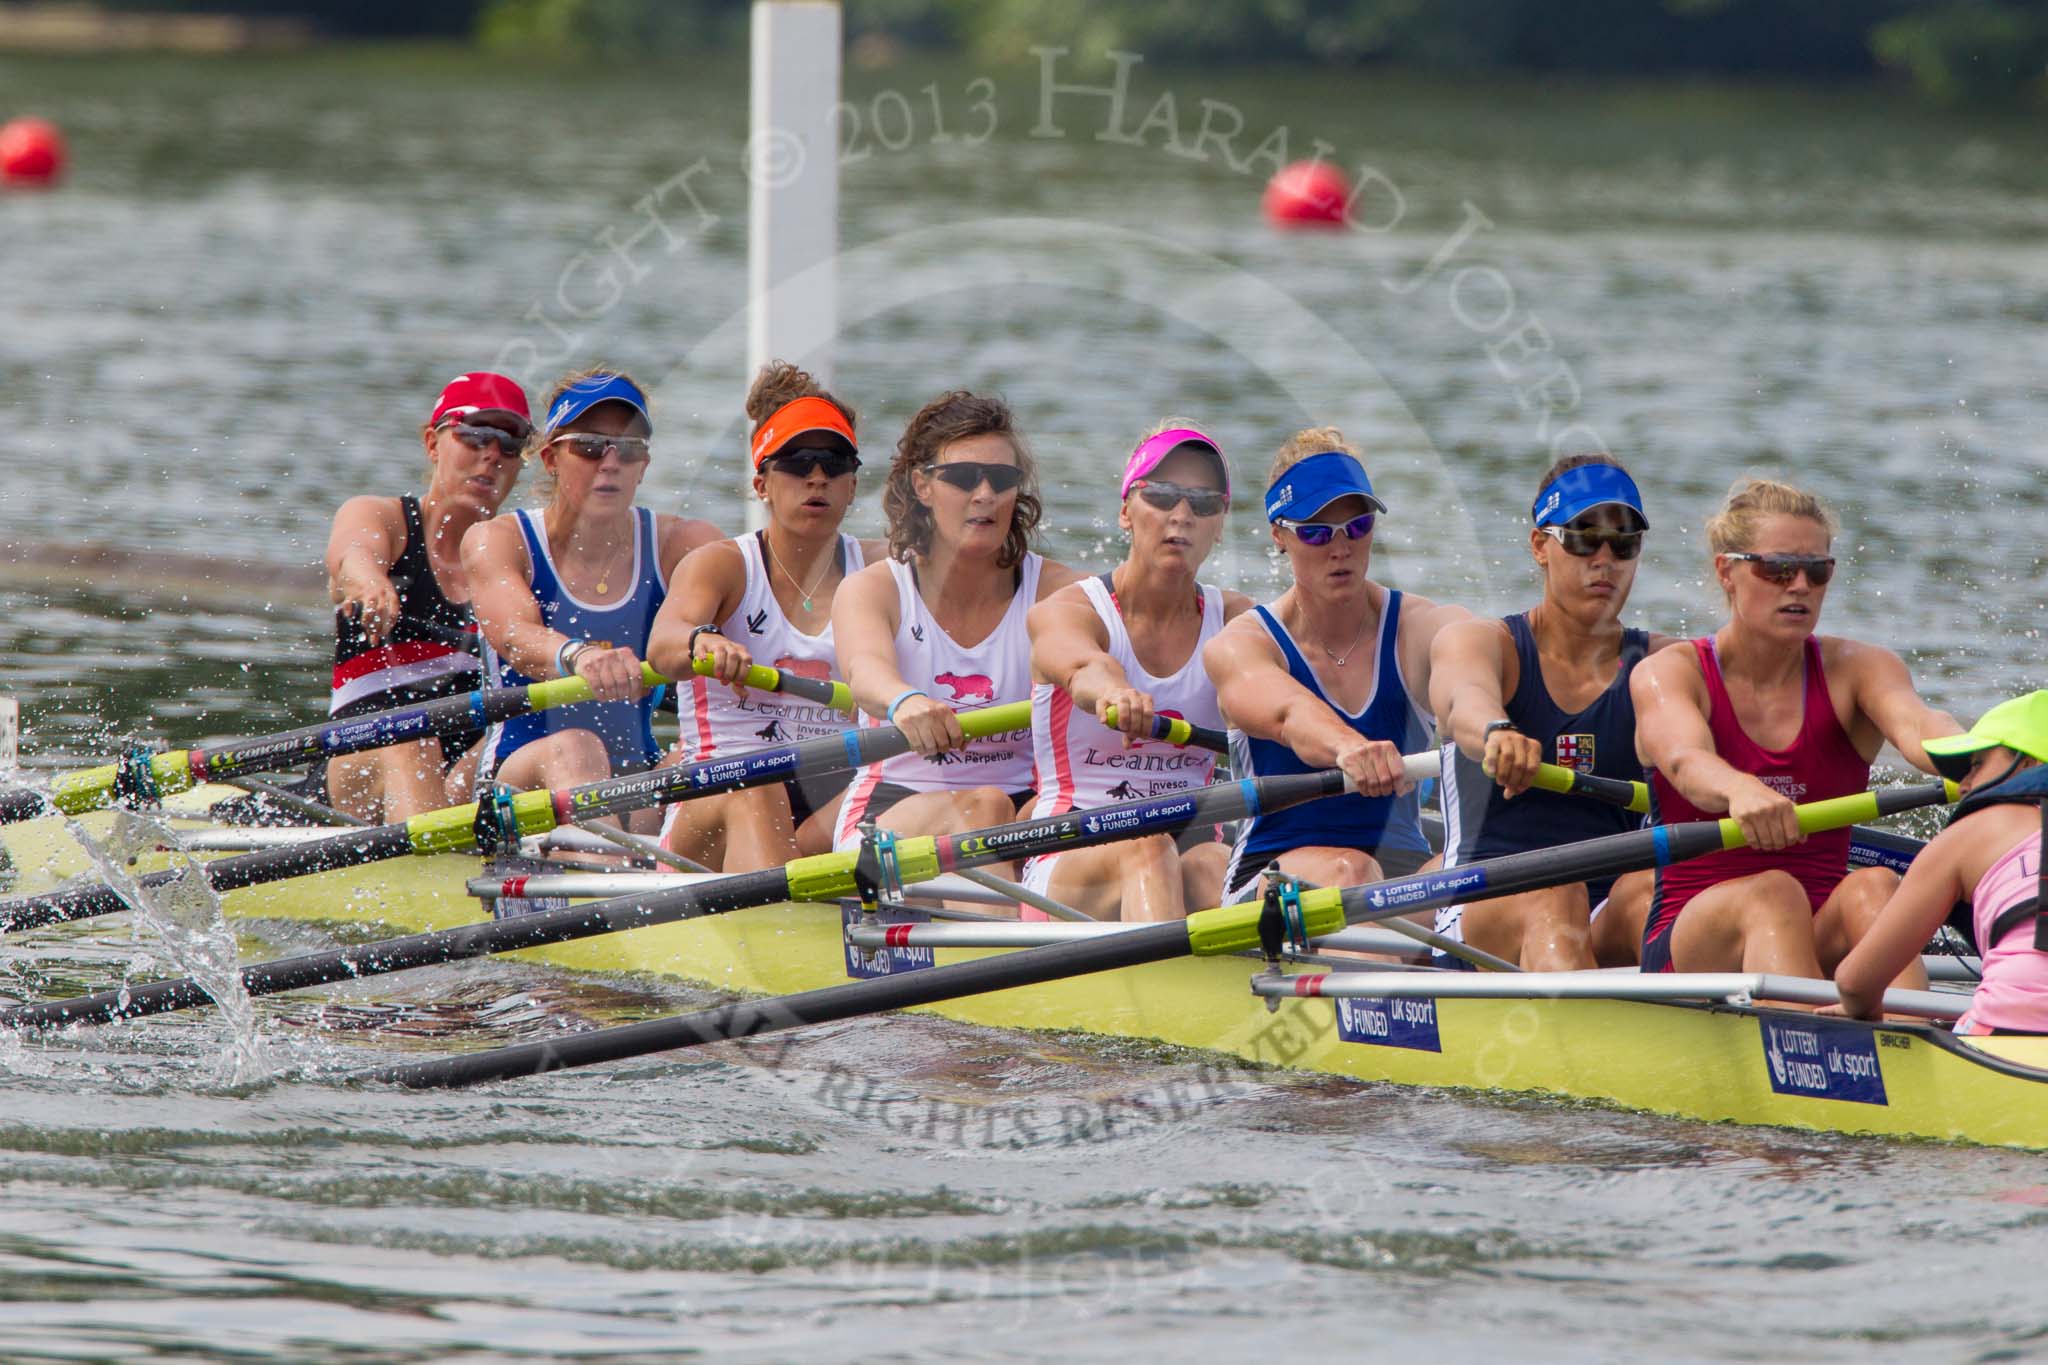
top-left (43, 0), bottom-right (2048, 102)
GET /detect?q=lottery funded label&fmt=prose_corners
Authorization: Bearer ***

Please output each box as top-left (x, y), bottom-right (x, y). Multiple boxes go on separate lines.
top-left (685, 748), bottom-right (800, 790)
top-left (1760, 1017), bottom-right (1888, 1106)
top-left (320, 710), bottom-right (437, 755)
top-left (843, 903), bottom-right (933, 980)
top-left (1363, 866), bottom-right (1486, 913)
top-left (1334, 995), bottom-right (1442, 1052)
top-left (1079, 794), bottom-right (1198, 840)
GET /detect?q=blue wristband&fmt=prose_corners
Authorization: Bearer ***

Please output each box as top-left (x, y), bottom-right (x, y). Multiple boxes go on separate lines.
top-left (886, 689), bottom-right (927, 725)
top-left (555, 637), bottom-right (584, 679)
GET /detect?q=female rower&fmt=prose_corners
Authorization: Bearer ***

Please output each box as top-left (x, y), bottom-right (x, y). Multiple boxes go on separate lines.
top-left (1204, 428), bottom-right (1469, 900)
top-left (1631, 477), bottom-right (1960, 977)
top-left (1827, 692), bottom-right (2048, 1032)
top-left (463, 369), bottom-right (720, 828)
top-left (1019, 424), bottom-right (1253, 921)
top-left (646, 363), bottom-right (885, 870)
top-left (831, 391), bottom-right (1080, 862)
top-left (324, 372), bottom-right (530, 821)
top-left (1429, 454), bottom-right (1673, 969)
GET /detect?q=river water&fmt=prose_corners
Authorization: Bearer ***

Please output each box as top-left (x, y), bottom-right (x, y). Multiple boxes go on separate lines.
top-left (0, 44), bottom-right (2043, 1361)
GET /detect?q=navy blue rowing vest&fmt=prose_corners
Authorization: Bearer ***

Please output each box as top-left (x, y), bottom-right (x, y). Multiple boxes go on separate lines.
top-left (1441, 613), bottom-right (1648, 868)
top-left (1224, 592), bottom-right (1433, 892)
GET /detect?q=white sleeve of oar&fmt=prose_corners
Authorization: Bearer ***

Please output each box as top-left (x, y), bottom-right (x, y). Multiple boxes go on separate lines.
top-left (1336, 749), bottom-right (1442, 793)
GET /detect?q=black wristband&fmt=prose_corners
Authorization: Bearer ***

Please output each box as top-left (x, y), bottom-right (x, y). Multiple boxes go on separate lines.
top-left (688, 624), bottom-right (723, 657)
top-left (1482, 719), bottom-right (1522, 743)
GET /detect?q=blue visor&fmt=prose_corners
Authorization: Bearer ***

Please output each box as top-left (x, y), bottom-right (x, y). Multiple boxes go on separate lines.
top-left (1531, 463), bottom-right (1647, 529)
top-left (543, 373), bottom-right (650, 436)
top-left (1264, 451), bottom-right (1388, 523)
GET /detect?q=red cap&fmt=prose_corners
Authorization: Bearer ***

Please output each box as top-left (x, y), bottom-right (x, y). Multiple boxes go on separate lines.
top-left (429, 373), bottom-right (531, 430)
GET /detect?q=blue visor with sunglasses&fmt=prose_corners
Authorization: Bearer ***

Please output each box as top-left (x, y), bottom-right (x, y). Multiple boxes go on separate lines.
top-left (543, 373), bottom-right (650, 437)
top-left (1263, 451), bottom-right (1388, 524)
top-left (1531, 462), bottom-right (1647, 529)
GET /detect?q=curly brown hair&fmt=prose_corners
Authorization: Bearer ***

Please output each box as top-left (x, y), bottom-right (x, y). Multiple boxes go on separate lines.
top-left (745, 359), bottom-right (858, 436)
top-left (883, 390), bottom-right (1042, 568)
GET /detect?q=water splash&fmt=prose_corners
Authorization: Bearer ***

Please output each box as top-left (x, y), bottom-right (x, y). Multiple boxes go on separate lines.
top-left (60, 806), bottom-right (273, 1085)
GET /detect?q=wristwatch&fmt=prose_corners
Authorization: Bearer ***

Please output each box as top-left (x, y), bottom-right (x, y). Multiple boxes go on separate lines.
top-left (688, 623), bottom-right (724, 657)
top-left (1482, 719), bottom-right (1522, 744)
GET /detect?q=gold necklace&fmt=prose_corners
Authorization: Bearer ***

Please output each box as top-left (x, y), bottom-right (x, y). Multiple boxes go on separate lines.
top-left (590, 535), bottom-right (629, 596)
top-left (764, 535), bottom-right (835, 613)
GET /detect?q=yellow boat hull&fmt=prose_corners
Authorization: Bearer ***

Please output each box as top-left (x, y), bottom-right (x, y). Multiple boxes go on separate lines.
top-left (7, 795), bottom-right (2047, 1150)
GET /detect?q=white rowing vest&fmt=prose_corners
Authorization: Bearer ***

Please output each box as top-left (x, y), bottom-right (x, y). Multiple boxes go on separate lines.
top-left (679, 532), bottom-right (864, 760)
top-left (1025, 574), bottom-right (1225, 818)
top-left (835, 554), bottom-right (1042, 841)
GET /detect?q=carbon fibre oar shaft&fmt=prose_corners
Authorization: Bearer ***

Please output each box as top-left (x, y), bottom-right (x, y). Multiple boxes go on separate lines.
top-left (4, 767), bottom-right (1365, 1031)
top-left (370, 779), bottom-right (1955, 1089)
top-left (0, 664), bottom-right (662, 825)
top-left (0, 700), bottom-right (1029, 934)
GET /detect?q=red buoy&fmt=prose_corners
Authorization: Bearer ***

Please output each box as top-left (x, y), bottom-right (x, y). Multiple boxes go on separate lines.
top-left (1262, 160), bottom-right (1348, 228)
top-left (0, 118), bottom-right (67, 187)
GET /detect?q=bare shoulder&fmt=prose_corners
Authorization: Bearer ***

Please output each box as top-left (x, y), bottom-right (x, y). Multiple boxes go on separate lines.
top-left (332, 493), bottom-right (406, 531)
top-left (1034, 556), bottom-right (1085, 600)
top-left (1820, 632), bottom-right (1908, 680)
top-left (658, 513), bottom-right (724, 565)
top-left (1028, 578), bottom-right (1109, 637)
top-left (1635, 637), bottom-right (1705, 692)
top-left (1397, 589), bottom-right (1472, 635)
top-left (837, 557), bottom-right (899, 611)
top-left (676, 536), bottom-right (746, 587)
top-left (1205, 608), bottom-right (1280, 668)
top-left (462, 513), bottom-right (521, 559)
top-left (1436, 614), bottom-right (1513, 652)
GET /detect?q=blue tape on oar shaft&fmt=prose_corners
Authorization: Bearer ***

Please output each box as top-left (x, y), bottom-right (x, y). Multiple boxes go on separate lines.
top-left (1652, 824), bottom-right (1672, 865)
top-left (1239, 778), bottom-right (1262, 820)
top-left (469, 690), bottom-right (487, 732)
top-left (843, 731), bottom-right (863, 768)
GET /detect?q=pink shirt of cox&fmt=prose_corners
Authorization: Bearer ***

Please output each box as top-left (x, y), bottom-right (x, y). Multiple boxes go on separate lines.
top-left (1958, 829), bottom-right (2048, 1036)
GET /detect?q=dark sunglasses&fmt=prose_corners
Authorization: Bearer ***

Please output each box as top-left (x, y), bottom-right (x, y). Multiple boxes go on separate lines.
top-left (441, 422), bottom-right (530, 456)
top-left (925, 461), bottom-right (1024, 495)
top-left (1132, 479), bottom-right (1226, 518)
top-left (764, 450), bottom-right (861, 480)
top-left (1542, 524), bottom-right (1644, 560)
top-left (1276, 512), bottom-right (1375, 546)
top-left (1724, 551), bottom-right (1836, 586)
top-left (551, 433), bottom-right (651, 465)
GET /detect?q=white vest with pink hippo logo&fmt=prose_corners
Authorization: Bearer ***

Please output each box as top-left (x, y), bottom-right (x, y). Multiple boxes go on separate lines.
top-left (840, 553), bottom-right (1042, 812)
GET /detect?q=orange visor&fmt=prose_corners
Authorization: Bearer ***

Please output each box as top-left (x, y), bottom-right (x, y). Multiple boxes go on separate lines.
top-left (750, 396), bottom-right (857, 469)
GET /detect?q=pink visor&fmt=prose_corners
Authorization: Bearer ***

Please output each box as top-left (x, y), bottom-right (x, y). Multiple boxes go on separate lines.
top-left (1120, 427), bottom-right (1228, 502)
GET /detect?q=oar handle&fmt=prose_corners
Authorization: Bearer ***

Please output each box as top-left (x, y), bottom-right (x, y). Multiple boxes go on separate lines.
top-left (1100, 705), bottom-right (1229, 754)
top-left (690, 655), bottom-right (854, 711)
top-left (1335, 750), bottom-right (1441, 790)
top-left (1720, 779), bottom-right (1961, 849)
top-left (1528, 763), bottom-right (1650, 814)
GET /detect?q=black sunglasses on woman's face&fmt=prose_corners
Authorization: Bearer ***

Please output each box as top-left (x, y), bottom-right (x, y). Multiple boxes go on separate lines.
top-left (924, 461), bottom-right (1024, 495)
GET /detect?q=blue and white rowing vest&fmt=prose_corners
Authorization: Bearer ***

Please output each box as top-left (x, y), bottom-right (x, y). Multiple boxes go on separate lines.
top-left (481, 506), bottom-right (666, 776)
top-left (1223, 592), bottom-right (1434, 893)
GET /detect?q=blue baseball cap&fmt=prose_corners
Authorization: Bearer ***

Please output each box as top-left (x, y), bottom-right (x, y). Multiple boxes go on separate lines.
top-left (543, 372), bottom-right (650, 437)
top-left (1263, 451), bottom-right (1387, 524)
top-left (1531, 462), bottom-right (1647, 529)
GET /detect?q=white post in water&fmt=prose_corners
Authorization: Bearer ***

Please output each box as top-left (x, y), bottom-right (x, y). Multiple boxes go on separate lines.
top-left (746, 0), bottom-right (841, 531)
